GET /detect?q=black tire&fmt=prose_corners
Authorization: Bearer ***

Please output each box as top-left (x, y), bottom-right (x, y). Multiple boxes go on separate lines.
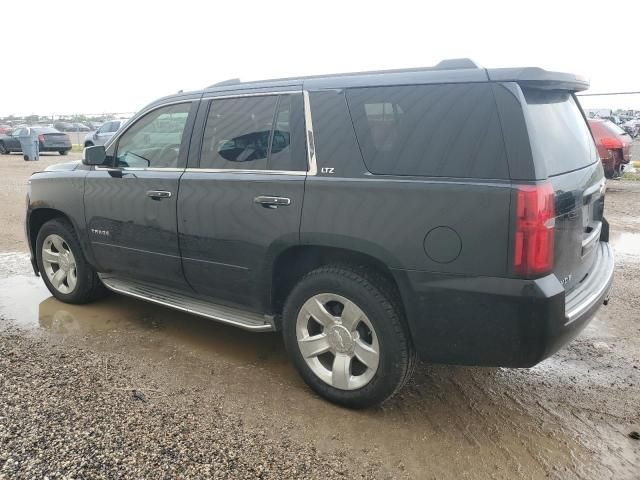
top-left (0, 142), bottom-right (7, 154)
top-left (59, 150), bottom-right (69, 156)
top-left (35, 218), bottom-right (106, 304)
top-left (84, 142), bottom-right (94, 148)
top-left (282, 265), bottom-right (416, 408)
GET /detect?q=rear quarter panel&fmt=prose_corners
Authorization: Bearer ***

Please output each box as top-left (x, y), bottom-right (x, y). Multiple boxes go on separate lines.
top-left (301, 89), bottom-right (512, 276)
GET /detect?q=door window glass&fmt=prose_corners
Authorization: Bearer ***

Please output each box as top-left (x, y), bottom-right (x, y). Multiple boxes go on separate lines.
top-left (267, 95), bottom-right (294, 170)
top-left (200, 96), bottom-right (278, 170)
top-left (115, 103), bottom-right (190, 169)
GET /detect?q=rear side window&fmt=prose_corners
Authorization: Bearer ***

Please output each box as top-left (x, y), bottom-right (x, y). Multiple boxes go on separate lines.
top-left (523, 89), bottom-right (597, 176)
top-left (346, 83), bottom-right (508, 179)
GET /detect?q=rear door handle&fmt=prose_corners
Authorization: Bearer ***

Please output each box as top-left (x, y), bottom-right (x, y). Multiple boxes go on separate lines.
top-left (254, 195), bottom-right (291, 209)
top-left (146, 190), bottom-right (172, 200)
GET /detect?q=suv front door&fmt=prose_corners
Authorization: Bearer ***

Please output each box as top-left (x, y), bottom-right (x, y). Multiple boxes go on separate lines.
top-left (178, 91), bottom-right (307, 310)
top-left (84, 99), bottom-right (199, 288)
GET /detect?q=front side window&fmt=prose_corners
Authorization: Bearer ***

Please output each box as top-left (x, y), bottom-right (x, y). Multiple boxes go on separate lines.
top-left (115, 103), bottom-right (190, 169)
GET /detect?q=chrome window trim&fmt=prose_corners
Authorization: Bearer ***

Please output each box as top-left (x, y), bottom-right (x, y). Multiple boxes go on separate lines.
top-left (303, 90), bottom-right (318, 176)
top-left (97, 90), bottom-right (319, 177)
top-left (184, 168), bottom-right (305, 176)
top-left (94, 166), bottom-right (185, 172)
top-left (191, 89), bottom-right (316, 176)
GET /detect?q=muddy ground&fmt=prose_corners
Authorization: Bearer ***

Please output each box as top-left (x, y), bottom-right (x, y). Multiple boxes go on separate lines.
top-left (0, 151), bottom-right (639, 479)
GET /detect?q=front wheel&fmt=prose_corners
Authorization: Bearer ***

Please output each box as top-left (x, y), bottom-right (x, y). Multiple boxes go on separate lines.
top-left (282, 265), bottom-right (415, 408)
top-left (59, 150), bottom-right (69, 156)
top-left (36, 218), bottom-right (106, 303)
top-left (0, 142), bottom-right (7, 154)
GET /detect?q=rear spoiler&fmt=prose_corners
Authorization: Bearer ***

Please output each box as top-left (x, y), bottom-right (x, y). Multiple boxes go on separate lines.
top-left (487, 67), bottom-right (589, 92)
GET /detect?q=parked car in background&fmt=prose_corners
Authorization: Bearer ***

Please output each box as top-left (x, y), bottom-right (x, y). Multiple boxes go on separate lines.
top-left (54, 122), bottom-right (90, 132)
top-left (622, 119), bottom-right (640, 138)
top-left (72, 123), bottom-right (91, 132)
top-left (0, 125), bottom-right (11, 134)
top-left (0, 127), bottom-right (71, 155)
top-left (588, 118), bottom-right (632, 178)
top-left (54, 121), bottom-right (73, 132)
top-left (84, 119), bottom-right (129, 147)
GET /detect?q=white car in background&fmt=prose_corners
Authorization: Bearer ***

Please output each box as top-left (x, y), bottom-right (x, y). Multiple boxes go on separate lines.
top-left (83, 119), bottom-right (129, 147)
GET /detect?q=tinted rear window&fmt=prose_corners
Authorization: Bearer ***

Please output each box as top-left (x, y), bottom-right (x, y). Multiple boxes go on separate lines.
top-left (523, 89), bottom-right (597, 176)
top-left (346, 83), bottom-right (508, 179)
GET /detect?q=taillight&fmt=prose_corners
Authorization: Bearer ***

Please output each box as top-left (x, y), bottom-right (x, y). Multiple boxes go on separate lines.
top-left (38, 134), bottom-right (45, 143)
top-left (600, 136), bottom-right (622, 149)
top-left (513, 183), bottom-right (555, 277)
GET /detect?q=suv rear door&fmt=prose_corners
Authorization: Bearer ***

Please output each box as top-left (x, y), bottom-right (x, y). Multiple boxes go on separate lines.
top-left (84, 99), bottom-right (199, 288)
top-left (177, 90), bottom-right (307, 311)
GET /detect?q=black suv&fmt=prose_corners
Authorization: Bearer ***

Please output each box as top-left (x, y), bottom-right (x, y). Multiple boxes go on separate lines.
top-left (26, 59), bottom-right (614, 408)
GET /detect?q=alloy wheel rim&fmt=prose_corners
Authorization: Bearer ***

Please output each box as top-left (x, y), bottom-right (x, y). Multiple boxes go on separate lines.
top-left (41, 234), bottom-right (77, 294)
top-left (296, 293), bottom-right (380, 390)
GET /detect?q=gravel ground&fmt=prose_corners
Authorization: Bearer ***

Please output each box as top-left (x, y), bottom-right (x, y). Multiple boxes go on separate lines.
top-left (0, 331), bottom-right (378, 479)
top-left (0, 150), bottom-right (639, 479)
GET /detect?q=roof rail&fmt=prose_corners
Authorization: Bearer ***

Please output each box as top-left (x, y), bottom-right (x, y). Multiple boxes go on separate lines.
top-left (208, 78), bottom-right (241, 87)
top-left (434, 58), bottom-right (481, 70)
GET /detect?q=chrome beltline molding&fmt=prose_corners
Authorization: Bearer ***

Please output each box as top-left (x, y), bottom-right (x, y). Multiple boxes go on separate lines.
top-left (98, 89), bottom-right (317, 176)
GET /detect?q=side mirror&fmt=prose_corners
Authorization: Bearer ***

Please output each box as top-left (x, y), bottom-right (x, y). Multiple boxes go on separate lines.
top-left (82, 145), bottom-right (107, 166)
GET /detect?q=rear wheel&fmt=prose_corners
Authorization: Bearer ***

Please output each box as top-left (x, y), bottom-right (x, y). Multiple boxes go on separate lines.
top-left (282, 265), bottom-right (415, 408)
top-left (0, 142), bottom-right (7, 154)
top-left (59, 150), bottom-right (69, 156)
top-left (36, 218), bottom-right (106, 304)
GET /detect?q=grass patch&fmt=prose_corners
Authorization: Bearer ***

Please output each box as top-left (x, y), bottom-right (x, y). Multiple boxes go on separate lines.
top-left (632, 160), bottom-right (640, 169)
top-left (71, 144), bottom-right (84, 152)
top-left (622, 171), bottom-right (640, 181)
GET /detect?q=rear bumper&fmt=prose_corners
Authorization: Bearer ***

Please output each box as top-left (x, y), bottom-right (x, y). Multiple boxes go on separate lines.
top-left (394, 241), bottom-right (614, 367)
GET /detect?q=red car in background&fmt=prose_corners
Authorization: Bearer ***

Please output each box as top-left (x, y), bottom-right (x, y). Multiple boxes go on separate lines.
top-left (588, 118), bottom-right (632, 178)
top-left (0, 125), bottom-right (11, 134)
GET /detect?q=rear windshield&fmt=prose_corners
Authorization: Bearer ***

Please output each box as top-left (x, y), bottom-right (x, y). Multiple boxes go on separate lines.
top-left (346, 83), bottom-right (509, 179)
top-left (523, 89), bottom-right (597, 176)
top-left (33, 127), bottom-right (59, 134)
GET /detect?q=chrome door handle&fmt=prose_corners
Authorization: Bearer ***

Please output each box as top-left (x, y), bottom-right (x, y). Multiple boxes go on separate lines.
top-left (146, 190), bottom-right (172, 200)
top-left (254, 195), bottom-right (291, 208)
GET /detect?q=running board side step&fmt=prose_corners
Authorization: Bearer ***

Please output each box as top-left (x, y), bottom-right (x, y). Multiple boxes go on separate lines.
top-left (99, 274), bottom-right (275, 332)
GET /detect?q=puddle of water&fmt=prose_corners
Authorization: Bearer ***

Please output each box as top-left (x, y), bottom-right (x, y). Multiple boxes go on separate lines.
top-left (0, 274), bottom-right (290, 373)
top-left (610, 231), bottom-right (640, 257)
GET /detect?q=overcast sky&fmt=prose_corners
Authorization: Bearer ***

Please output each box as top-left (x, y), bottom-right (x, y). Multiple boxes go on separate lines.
top-left (1, 0), bottom-right (639, 117)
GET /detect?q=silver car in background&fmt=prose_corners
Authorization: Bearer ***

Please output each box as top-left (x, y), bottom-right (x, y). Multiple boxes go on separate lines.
top-left (83, 119), bottom-right (129, 147)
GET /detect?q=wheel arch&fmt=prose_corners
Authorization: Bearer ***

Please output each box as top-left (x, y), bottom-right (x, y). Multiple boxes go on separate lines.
top-left (28, 208), bottom-right (80, 273)
top-left (268, 244), bottom-right (406, 323)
